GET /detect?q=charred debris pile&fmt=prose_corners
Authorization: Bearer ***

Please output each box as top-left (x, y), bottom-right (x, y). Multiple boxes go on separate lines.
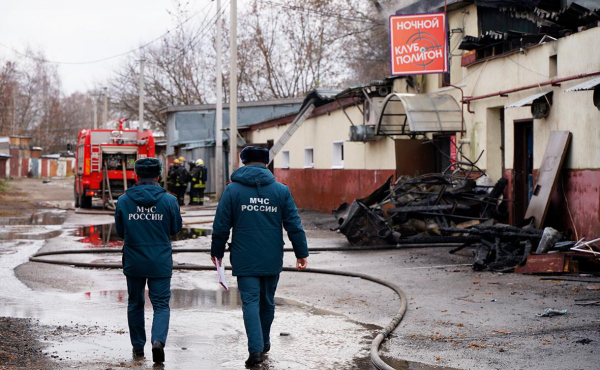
top-left (331, 150), bottom-right (598, 273)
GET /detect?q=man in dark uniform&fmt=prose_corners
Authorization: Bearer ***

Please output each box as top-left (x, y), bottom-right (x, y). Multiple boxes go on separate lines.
top-left (175, 157), bottom-right (190, 206)
top-left (167, 160), bottom-right (179, 194)
top-left (211, 146), bottom-right (308, 367)
top-left (115, 158), bottom-right (183, 364)
top-left (189, 159), bottom-right (207, 205)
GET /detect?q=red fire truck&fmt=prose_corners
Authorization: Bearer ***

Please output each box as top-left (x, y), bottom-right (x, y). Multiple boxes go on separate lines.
top-left (74, 121), bottom-right (156, 208)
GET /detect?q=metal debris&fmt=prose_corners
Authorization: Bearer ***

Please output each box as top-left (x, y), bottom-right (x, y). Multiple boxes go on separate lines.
top-left (332, 149), bottom-right (509, 248)
top-left (536, 308), bottom-right (567, 317)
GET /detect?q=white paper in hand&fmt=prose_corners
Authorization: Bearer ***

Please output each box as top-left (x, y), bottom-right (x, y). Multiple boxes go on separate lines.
top-left (213, 257), bottom-right (229, 291)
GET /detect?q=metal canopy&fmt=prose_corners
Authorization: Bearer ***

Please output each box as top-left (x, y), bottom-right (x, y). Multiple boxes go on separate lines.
top-left (376, 93), bottom-right (463, 136)
top-left (506, 90), bottom-right (552, 108)
top-left (564, 76), bottom-right (600, 92)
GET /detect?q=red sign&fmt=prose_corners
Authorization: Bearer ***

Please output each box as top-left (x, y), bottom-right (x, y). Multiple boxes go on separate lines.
top-left (389, 13), bottom-right (448, 75)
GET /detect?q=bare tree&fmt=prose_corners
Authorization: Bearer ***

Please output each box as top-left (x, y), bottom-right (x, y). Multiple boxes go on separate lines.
top-left (108, 0), bottom-right (395, 130)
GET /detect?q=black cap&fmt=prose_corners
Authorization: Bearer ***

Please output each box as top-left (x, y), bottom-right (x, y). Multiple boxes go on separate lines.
top-left (134, 157), bottom-right (162, 178)
top-left (240, 146), bottom-right (269, 164)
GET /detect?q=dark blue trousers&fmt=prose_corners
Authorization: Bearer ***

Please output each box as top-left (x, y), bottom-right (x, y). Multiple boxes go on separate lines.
top-left (126, 276), bottom-right (171, 351)
top-left (237, 275), bottom-right (280, 354)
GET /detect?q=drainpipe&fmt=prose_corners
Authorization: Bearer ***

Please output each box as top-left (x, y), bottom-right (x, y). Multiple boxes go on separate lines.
top-left (462, 71), bottom-right (600, 106)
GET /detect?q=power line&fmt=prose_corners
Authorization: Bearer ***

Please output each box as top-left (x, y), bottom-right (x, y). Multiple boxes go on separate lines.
top-left (0, 1), bottom-right (215, 65)
top-left (157, 0), bottom-right (230, 65)
top-left (257, 0), bottom-right (381, 25)
top-left (507, 56), bottom-right (548, 78)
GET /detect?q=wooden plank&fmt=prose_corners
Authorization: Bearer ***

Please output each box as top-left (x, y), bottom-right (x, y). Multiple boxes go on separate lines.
top-left (515, 253), bottom-right (578, 275)
top-left (524, 131), bottom-right (571, 229)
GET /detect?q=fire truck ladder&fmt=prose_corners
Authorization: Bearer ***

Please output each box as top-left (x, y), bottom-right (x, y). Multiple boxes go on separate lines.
top-left (268, 99), bottom-right (315, 165)
top-left (90, 145), bottom-right (101, 172)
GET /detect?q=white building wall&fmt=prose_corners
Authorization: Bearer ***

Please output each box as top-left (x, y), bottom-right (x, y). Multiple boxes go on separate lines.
top-left (463, 25), bottom-right (600, 175)
top-left (248, 105), bottom-right (397, 170)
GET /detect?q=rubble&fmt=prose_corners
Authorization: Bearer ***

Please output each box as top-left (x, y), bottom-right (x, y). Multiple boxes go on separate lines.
top-left (331, 145), bottom-right (600, 273)
top-left (332, 148), bottom-right (511, 251)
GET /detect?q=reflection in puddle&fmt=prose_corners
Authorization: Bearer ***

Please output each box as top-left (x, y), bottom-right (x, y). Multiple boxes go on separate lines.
top-left (0, 226), bottom-right (62, 240)
top-left (74, 224), bottom-right (211, 248)
top-left (0, 211), bottom-right (65, 240)
top-left (84, 288), bottom-right (242, 309)
top-left (74, 224), bottom-right (121, 248)
top-left (0, 211), bottom-right (66, 226)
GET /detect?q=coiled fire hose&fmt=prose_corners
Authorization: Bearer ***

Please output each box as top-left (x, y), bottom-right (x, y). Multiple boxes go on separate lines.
top-left (30, 246), bottom-right (417, 370)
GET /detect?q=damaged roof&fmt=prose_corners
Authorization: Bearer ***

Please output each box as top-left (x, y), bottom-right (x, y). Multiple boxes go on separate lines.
top-left (458, 1), bottom-right (600, 53)
top-left (394, 1), bottom-right (600, 53)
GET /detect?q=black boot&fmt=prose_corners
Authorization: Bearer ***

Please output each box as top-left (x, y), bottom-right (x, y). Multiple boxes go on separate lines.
top-left (132, 348), bottom-right (144, 359)
top-left (245, 352), bottom-right (263, 367)
top-left (263, 344), bottom-right (270, 354)
top-left (152, 341), bottom-right (165, 363)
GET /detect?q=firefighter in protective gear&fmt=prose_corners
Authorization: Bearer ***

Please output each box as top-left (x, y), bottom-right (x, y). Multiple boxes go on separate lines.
top-left (189, 159), bottom-right (207, 205)
top-left (167, 160), bottom-right (179, 195)
top-left (174, 158), bottom-right (190, 206)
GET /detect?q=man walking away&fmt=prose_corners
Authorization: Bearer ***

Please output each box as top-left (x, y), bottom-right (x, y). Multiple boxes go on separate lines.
top-left (211, 146), bottom-right (308, 367)
top-left (115, 158), bottom-right (183, 364)
top-left (189, 159), bottom-right (208, 205)
top-left (175, 156), bottom-right (190, 206)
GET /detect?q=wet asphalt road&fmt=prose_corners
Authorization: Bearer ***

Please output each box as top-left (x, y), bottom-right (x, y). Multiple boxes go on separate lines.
top-left (1, 208), bottom-right (382, 369)
top-left (1, 179), bottom-right (599, 370)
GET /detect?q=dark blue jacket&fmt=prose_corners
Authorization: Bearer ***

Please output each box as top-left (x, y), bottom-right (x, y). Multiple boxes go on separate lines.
top-left (115, 180), bottom-right (183, 278)
top-left (211, 165), bottom-right (308, 276)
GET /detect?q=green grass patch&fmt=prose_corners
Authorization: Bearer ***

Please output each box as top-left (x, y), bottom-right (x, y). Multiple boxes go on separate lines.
top-left (0, 179), bottom-right (11, 193)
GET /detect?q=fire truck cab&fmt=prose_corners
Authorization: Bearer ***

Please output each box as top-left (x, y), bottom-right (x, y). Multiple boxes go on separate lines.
top-left (74, 126), bottom-right (155, 208)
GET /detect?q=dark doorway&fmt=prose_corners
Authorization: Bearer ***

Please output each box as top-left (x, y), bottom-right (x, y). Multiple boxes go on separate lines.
top-left (432, 134), bottom-right (456, 173)
top-left (394, 139), bottom-right (436, 178)
top-left (513, 120), bottom-right (534, 224)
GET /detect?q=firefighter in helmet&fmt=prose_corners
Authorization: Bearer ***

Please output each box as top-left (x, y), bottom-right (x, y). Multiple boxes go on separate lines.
top-left (189, 159), bottom-right (207, 205)
top-left (167, 159), bottom-right (179, 195)
top-left (175, 156), bottom-right (190, 206)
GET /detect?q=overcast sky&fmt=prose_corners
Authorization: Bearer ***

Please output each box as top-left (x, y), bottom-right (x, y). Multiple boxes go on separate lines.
top-left (0, 0), bottom-right (216, 94)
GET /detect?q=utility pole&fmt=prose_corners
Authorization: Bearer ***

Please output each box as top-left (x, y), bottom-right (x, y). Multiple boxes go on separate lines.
top-left (102, 87), bottom-right (108, 129)
top-left (138, 59), bottom-right (145, 133)
top-left (229, 0), bottom-right (238, 178)
top-left (215, 0), bottom-right (224, 198)
top-left (11, 87), bottom-right (16, 135)
top-left (92, 94), bottom-right (98, 129)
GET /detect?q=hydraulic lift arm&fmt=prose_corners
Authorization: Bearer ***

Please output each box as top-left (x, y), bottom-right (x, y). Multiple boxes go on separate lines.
top-left (268, 99), bottom-right (315, 165)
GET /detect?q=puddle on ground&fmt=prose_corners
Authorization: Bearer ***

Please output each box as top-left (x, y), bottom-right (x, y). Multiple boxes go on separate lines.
top-left (74, 224), bottom-right (211, 248)
top-left (0, 227), bottom-right (63, 240)
top-left (0, 211), bottom-right (66, 240)
top-left (84, 288), bottom-right (242, 309)
top-left (375, 356), bottom-right (459, 370)
top-left (0, 211), bottom-right (66, 226)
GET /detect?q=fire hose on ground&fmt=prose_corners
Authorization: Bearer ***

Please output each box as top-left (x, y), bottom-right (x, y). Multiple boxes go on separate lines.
top-left (29, 246), bottom-right (428, 370)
